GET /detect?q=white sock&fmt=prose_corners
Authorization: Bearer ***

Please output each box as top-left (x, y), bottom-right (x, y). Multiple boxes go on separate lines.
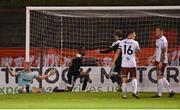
top-left (122, 83), bottom-right (127, 97)
top-left (157, 79), bottom-right (163, 96)
top-left (163, 77), bottom-right (173, 93)
top-left (132, 79), bottom-right (137, 94)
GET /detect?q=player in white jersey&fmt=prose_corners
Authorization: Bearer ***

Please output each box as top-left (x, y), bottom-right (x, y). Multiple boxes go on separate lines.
top-left (112, 30), bottom-right (140, 99)
top-left (152, 27), bottom-right (175, 98)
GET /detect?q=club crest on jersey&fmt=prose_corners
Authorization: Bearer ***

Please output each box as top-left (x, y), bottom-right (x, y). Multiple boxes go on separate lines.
top-left (126, 57), bottom-right (130, 61)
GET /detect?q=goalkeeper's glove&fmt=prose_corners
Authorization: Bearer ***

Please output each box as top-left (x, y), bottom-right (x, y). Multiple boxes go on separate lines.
top-left (5, 64), bottom-right (12, 74)
top-left (48, 68), bottom-right (56, 76)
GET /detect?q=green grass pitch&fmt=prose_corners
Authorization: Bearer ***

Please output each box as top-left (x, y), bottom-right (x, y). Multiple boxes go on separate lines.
top-left (0, 92), bottom-right (179, 109)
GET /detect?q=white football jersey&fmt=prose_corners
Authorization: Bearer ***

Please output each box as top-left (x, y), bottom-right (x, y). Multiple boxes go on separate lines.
top-left (111, 40), bottom-right (121, 47)
top-left (155, 36), bottom-right (168, 63)
top-left (118, 39), bottom-right (140, 67)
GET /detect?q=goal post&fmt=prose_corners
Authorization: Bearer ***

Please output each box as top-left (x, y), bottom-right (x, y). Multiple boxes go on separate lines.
top-left (26, 6), bottom-right (180, 67)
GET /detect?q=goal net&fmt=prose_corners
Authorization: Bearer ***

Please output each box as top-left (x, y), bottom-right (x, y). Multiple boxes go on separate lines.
top-left (26, 7), bottom-right (180, 67)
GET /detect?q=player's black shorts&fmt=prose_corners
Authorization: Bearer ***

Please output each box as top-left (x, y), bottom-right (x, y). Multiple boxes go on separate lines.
top-left (68, 67), bottom-right (80, 75)
top-left (67, 69), bottom-right (80, 85)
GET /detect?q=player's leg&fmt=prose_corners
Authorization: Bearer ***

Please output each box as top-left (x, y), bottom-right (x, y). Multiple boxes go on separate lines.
top-left (52, 69), bottom-right (73, 92)
top-left (126, 77), bottom-right (132, 83)
top-left (109, 66), bottom-right (122, 92)
top-left (130, 68), bottom-right (140, 99)
top-left (31, 87), bottom-right (41, 93)
top-left (114, 66), bottom-right (123, 92)
top-left (114, 57), bottom-right (122, 85)
top-left (161, 63), bottom-right (175, 97)
top-left (18, 86), bottom-right (27, 93)
top-left (81, 75), bottom-right (89, 91)
top-left (121, 67), bottom-right (128, 99)
top-left (110, 65), bottom-right (130, 87)
top-left (110, 75), bottom-right (120, 83)
top-left (52, 86), bottom-right (67, 92)
top-left (26, 85), bottom-right (30, 93)
top-left (109, 65), bottom-right (121, 86)
top-left (152, 61), bottom-right (164, 97)
top-left (18, 85), bottom-right (32, 93)
top-left (84, 68), bottom-right (92, 83)
top-left (67, 71), bottom-right (74, 92)
top-left (80, 68), bottom-right (92, 91)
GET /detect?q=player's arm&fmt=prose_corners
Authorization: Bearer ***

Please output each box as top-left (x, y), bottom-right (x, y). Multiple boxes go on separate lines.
top-left (100, 44), bottom-right (118, 54)
top-left (135, 41), bottom-right (141, 54)
top-left (135, 48), bottom-right (141, 54)
top-left (152, 50), bottom-right (156, 59)
top-left (36, 69), bottom-right (56, 80)
top-left (5, 64), bottom-right (18, 77)
top-left (160, 47), bottom-right (166, 63)
top-left (158, 43), bottom-right (167, 69)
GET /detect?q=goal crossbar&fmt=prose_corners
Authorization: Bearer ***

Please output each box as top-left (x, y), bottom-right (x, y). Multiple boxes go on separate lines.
top-left (26, 6), bottom-right (180, 62)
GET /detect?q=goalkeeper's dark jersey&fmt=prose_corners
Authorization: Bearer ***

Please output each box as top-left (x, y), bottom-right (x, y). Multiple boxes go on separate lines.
top-left (68, 57), bottom-right (83, 76)
top-left (100, 40), bottom-right (122, 73)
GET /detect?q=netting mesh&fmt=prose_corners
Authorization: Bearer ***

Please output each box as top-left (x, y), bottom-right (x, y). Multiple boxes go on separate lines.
top-left (29, 10), bottom-right (180, 67)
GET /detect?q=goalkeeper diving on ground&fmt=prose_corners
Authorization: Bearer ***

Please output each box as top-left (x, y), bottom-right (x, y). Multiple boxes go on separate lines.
top-left (5, 61), bottom-right (56, 93)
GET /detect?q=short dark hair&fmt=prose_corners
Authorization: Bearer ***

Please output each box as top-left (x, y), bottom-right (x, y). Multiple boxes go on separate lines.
top-left (77, 45), bottom-right (85, 56)
top-left (114, 29), bottom-right (123, 39)
top-left (155, 26), bottom-right (163, 31)
top-left (126, 30), bottom-right (135, 37)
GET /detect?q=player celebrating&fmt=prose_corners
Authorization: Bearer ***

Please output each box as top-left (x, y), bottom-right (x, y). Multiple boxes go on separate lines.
top-left (6, 61), bottom-right (56, 93)
top-left (112, 30), bottom-right (140, 99)
top-left (66, 46), bottom-right (92, 92)
top-left (100, 29), bottom-right (123, 85)
top-left (53, 47), bottom-right (92, 92)
top-left (152, 26), bottom-right (175, 98)
top-left (53, 46), bottom-right (92, 92)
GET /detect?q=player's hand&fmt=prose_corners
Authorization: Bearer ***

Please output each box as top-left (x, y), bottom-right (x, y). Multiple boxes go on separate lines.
top-left (4, 63), bottom-right (11, 71)
top-left (4, 63), bottom-right (10, 68)
top-left (108, 64), bottom-right (116, 78)
top-left (158, 62), bottom-right (162, 70)
top-left (48, 69), bottom-right (56, 76)
top-left (111, 63), bottom-right (115, 68)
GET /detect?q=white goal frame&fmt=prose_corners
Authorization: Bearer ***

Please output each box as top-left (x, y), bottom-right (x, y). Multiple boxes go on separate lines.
top-left (26, 6), bottom-right (180, 62)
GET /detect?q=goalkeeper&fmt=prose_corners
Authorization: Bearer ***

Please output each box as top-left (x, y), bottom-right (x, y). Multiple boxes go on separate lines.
top-left (6, 61), bottom-right (56, 93)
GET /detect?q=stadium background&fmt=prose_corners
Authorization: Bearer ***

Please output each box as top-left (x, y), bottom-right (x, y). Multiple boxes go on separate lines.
top-left (0, 1), bottom-right (180, 109)
top-left (0, 1), bottom-right (179, 93)
top-left (0, 0), bottom-right (180, 67)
